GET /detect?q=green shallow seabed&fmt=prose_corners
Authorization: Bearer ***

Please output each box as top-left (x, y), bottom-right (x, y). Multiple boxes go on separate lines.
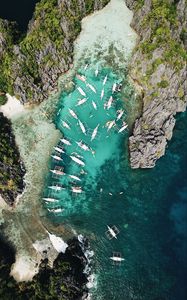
top-left (42, 66), bottom-right (187, 300)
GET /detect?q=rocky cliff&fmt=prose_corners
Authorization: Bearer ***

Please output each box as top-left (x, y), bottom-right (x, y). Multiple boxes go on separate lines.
top-left (0, 113), bottom-right (25, 205)
top-left (0, 0), bottom-right (110, 104)
top-left (0, 19), bottom-right (18, 104)
top-left (126, 0), bottom-right (187, 168)
top-left (0, 20), bottom-right (25, 205)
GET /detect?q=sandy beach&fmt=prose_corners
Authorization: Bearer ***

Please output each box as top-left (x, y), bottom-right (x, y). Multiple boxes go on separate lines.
top-left (0, 195), bottom-right (7, 209)
top-left (10, 254), bottom-right (39, 282)
top-left (0, 94), bottom-right (26, 119)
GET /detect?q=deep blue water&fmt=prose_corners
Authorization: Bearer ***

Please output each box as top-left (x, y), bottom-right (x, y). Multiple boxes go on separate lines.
top-left (0, 0), bottom-right (40, 31)
top-left (43, 66), bottom-right (187, 300)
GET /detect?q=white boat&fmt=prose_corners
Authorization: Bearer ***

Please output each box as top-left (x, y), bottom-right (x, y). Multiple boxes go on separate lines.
top-left (103, 75), bottom-right (108, 85)
top-left (43, 198), bottom-right (59, 203)
top-left (76, 98), bottom-right (87, 106)
top-left (101, 89), bottom-right (104, 100)
top-left (106, 96), bottom-right (114, 110)
top-left (62, 121), bottom-right (70, 129)
top-left (112, 83), bottom-right (117, 93)
top-left (116, 109), bottom-right (124, 121)
top-left (47, 208), bottom-right (64, 213)
top-left (76, 141), bottom-right (89, 151)
top-left (76, 74), bottom-right (86, 82)
top-left (95, 68), bottom-right (99, 77)
top-left (118, 122), bottom-right (128, 133)
top-left (69, 108), bottom-right (78, 119)
top-left (91, 124), bottom-right (99, 141)
top-left (54, 146), bottom-right (64, 153)
top-left (77, 86), bottom-right (86, 97)
top-left (87, 83), bottom-right (96, 93)
top-left (106, 225), bottom-right (119, 239)
top-left (57, 108), bottom-right (62, 116)
top-left (60, 138), bottom-right (71, 146)
top-left (71, 152), bottom-right (83, 159)
top-left (76, 141), bottom-right (93, 154)
top-left (51, 155), bottom-right (63, 161)
top-left (107, 120), bottom-right (115, 131)
top-left (69, 175), bottom-right (81, 181)
top-left (48, 186), bottom-right (65, 191)
top-left (50, 169), bottom-right (64, 176)
top-left (71, 186), bottom-right (82, 193)
top-left (104, 103), bottom-right (107, 110)
top-left (92, 101), bottom-right (97, 110)
top-left (84, 64), bottom-right (89, 70)
top-left (109, 252), bottom-right (124, 263)
top-left (78, 119), bottom-right (86, 135)
top-left (70, 155), bottom-right (85, 166)
top-left (110, 256), bottom-right (125, 262)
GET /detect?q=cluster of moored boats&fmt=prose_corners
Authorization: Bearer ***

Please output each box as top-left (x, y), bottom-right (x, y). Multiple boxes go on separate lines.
top-left (75, 70), bottom-right (128, 134)
top-left (43, 66), bottom-right (128, 215)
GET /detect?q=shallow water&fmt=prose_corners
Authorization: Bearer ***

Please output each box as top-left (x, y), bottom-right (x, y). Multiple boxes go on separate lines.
top-left (43, 65), bottom-right (187, 300)
top-left (74, 0), bottom-right (136, 66)
top-left (43, 66), bottom-right (128, 217)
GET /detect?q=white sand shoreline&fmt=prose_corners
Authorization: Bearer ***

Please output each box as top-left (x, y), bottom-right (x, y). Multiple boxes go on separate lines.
top-left (0, 94), bottom-right (26, 119)
top-left (0, 194), bottom-right (9, 209)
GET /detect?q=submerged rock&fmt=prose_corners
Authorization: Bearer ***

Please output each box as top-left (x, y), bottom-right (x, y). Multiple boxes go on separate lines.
top-left (126, 0), bottom-right (187, 168)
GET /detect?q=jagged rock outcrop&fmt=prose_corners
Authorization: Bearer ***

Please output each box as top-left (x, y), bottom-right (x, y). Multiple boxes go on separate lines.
top-left (126, 0), bottom-right (187, 168)
top-left (0, 0), bottom-right (110, 104)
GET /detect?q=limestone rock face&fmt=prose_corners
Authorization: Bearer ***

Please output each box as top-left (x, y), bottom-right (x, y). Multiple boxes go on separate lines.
top-left (126, 0), bottom-right (187, 168)
top-left (0, 19), bottom-right (14, 56)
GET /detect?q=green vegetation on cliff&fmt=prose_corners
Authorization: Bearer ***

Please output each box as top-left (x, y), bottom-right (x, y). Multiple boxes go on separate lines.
top-left (0, 20), bottom-right (17, 97)
top-left (0, 237), bottom-right (87, 300)
top-left (140, 0), bottom-right (187, 72)
top-left (0, 94), bottom-right (7, 105)
top-left (0, 113), bottom-right (25, 205)
top-left (0, 258), bottom-right (71, 300)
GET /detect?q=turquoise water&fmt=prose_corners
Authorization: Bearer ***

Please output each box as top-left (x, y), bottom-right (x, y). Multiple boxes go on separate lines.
top-left (43, 67), bottom-right (126, 217)
top-left (43, 67), bottom-right (187, 300)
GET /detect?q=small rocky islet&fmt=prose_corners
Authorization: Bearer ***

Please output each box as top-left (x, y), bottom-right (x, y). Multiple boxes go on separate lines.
top-left (0, 0), bottom-right (186, 299)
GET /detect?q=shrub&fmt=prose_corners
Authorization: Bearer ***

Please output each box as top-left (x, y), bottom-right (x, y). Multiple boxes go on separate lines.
top-left (0, 94), bottom-right (7, 105)
top-left (157, 80), bottom-right (169, 88)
